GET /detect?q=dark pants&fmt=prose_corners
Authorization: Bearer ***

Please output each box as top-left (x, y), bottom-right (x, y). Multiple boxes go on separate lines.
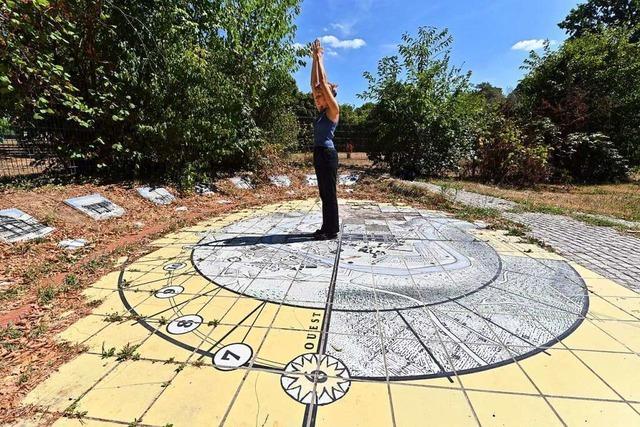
top-left (313, 146), bottom-right (339, 234)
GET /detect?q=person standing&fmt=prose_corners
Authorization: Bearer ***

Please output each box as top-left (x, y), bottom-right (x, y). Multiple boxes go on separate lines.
top-left (310, 39), bottom-right (340, 240)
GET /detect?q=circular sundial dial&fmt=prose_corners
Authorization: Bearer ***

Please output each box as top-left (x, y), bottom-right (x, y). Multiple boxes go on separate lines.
top-left (118, 200), bottom-right (588, 420)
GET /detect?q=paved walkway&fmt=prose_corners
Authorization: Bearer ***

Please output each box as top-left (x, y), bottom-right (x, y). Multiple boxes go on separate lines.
top-left (412, 181), bottom-right (640, 294)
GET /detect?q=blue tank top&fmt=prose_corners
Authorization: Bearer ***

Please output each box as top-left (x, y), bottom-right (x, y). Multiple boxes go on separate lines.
top-left (314, 109), bottom-right (338, 148)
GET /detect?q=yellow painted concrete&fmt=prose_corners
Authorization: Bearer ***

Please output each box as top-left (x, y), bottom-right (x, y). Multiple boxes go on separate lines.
top-left (549, 397), bottom-right (639, 427)
top-left (590, 320), bottom-right (640, 353)
top-left (518, 348), bottom-right (620, 400)
top-left (54, 418), bottom-right (118, 427)
top-left (56, 314), bottom-right (110, 347)
top-left (467, 390), bottom-right (564, 426)
top-left (315, 380), bottom-right (395, 427)
top-left (390, 384), bottom-right (476, 426)
top-left (223, 370), bottom-right (306, 426)
top-left (142, 365), bottom-right (245, 426)
top-left (23, 353), bottom-right (117, 411)
top-left (69, 360), bottom-right (175, 423)
top-left (452, 359), bottom-right (539, 394)
top-left (575, 350), bottom-right (640, 402)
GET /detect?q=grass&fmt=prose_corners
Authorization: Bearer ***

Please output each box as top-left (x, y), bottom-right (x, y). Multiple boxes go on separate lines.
top-left (454, 206), bottom-right (502, 221)
top-left (101, 343), bottom-right (116, 359)
top-left (1, 324), bottom-right (24, 351)
top-left (60, 274), bottom-right (81, 293)
top-left (17, 371), bottom-right (30, 385)
top-left (104, 312), bottom-right (124, 323)
top-left (37, 285), bottom-right (57, 305)
top-left (30, 322), bottom-right (48, 338)
top-left (116, 343), bottom-right (140, 361)
top-left (386, 179), bottom-right (451, 208)
top-left (433, 179), bottom-right (640, 222)
top-left (513, 201), bottom-right (568, 216)
top-left (1, 324), bottom-right (23, 340)
top-left (64, 402), bottom-right (88, 420)
top-left (572, 213), bottom-right (626, 228)
top-left (0, 286), bottom-right (20, 301)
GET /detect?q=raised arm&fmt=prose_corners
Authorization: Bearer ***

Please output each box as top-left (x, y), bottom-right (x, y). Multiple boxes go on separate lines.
top-left (311, 45), bottom-right (320, 90)
top-left (312, 40), bottom-right (339, 122)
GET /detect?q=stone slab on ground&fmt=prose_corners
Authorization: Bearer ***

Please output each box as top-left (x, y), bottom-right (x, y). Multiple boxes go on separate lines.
top-left (58, 238), bottom-right (88, 251)
top-left (194, 184), bottom-right (215, 196)
top-left (418, 181), bottom-right (517, 211)
top-left (269, 175), bottom-right (291, 187)
top-left (504, 211), bottom-right (640, 293)
top-left (64, 194), bottom-right (125, 220)
top-left (137, 187), bottom-right (176, 205)
top-left (0, 208), bottom-right (55, 243)
top-left (339, 173), bottom-right (360, 186)
top-left (229, 176), bottom-right (253, 189)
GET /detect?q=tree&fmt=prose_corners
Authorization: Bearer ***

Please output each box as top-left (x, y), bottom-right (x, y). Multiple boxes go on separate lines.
top-left (0, 0), bottom-right (302, 183)
top-left (475, 82), bottom-right (505, 108)
top-left (514, 26), bottom-right (640, 170)
top-left (559, 0), bottom-right (640, 40)
top-left (360, 26), bottom-right (482, 179)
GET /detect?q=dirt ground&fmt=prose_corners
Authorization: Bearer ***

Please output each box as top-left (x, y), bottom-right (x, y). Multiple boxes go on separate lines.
top-left (0, 162), bottom-right (456, 424)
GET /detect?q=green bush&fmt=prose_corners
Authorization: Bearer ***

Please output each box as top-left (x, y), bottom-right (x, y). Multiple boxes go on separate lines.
top-left (512, 26), bottom-right (640, 169)
top-left (475, 118), bottom-right (550, 186)
top-left (1, 0), bottom-right (302, 181)
top-left (361, 27), bottom-right (483, 179)
top-left (562, 133), bottom-right (629, 183)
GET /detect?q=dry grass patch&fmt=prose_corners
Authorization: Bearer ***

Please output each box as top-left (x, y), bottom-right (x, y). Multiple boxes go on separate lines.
top-left (434, 180), bottom-right (640, 222)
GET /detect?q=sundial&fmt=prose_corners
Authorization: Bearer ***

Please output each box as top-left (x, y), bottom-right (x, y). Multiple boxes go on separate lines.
top-left (25, 199), bottom-right (639, 427)
top-left (109, 200), bottom-right (588, 424)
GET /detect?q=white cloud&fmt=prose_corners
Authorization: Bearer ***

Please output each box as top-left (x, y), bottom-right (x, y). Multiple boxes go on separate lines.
top-left (511, 39), bottom-right (556, 51)
top-left (320, 35), bottom-right (366, 49)
top-left (331, 22), bottom-right (355, 36)
top-left (327, 49), bottom-right (339, 57)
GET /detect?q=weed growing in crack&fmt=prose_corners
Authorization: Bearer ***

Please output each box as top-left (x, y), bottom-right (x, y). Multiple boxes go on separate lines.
top-left (101, 343), bottom-right (116, 359)
top-left (64, 402), bottom-right (88, 419)
top-left (116, 343), bottom-right (140, 361)
top-left (104, 312), bottom-right (123, 322)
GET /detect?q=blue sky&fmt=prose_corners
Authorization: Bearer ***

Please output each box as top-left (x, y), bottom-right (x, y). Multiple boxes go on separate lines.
top-left (292, 0), bottom-right (581, 106)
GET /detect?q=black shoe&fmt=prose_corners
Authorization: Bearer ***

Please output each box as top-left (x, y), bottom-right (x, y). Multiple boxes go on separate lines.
top-left (314, 232), bottom-right (338, 241)
top-left (312, 228), bottom-right (325, 236)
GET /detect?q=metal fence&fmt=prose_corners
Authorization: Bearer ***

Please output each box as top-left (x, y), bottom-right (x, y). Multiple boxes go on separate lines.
top-left (294, 115), bottom-right (373, 153)
top-left (0, 129), bottom-right (77, 180)
top-left (0, 116), bottom-right (373, 181)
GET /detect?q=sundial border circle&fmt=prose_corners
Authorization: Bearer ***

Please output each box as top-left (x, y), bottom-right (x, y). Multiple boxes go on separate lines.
top-left (117, 205), bottom-right (590, 381)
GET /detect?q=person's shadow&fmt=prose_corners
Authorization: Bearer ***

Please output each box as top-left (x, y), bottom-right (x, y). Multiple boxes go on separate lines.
top-left (198, 233), bottom-right (316, 247)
